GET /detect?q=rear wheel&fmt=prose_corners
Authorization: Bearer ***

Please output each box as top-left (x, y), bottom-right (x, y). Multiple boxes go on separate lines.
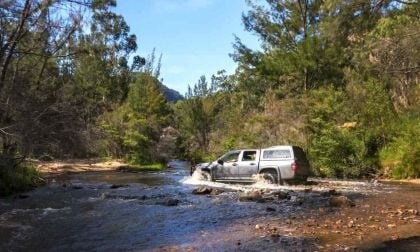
top-left (261, 171), bottom-right (278, 184)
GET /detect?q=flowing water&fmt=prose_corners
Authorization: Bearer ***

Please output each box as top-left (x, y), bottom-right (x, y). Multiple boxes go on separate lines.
top-left (0, 161), bottom-right (419, 251)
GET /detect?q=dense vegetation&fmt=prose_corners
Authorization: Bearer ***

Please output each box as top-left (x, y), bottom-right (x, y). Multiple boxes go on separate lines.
top-left (0, 0), bottom-right (418, 195)
top-left (175, 0), bottom-right (419, 179)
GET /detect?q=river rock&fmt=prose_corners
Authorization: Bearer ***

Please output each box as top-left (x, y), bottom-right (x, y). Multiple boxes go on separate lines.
top-left (210, 188), bottom-right (224, 195)
top-left (15, 194), bottom-right (29, 199)
top-left (266, 207), bottom-right (276, 212)
top-left (329, 195), bottom-right (355, 207)
top-left (290, 196), bottom-right (304, 205)
top-left (160, 199), bottom-right (180, 206)
top-left (321, 189), bottom-right (341, 197)
top-left (140, 195), bottom-right (148, 200)
top-left (270, 190), bottom-right (290, 200)
top-left (192, 186), bottom-right (213, 195)
top-left (239, 191), bottom-right (262, 202)
top-left (110, 184), bottom-right (128, 189)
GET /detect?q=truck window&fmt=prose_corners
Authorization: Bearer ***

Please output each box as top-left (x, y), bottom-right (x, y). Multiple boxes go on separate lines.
top-left (262, 149), bottom-right (291, 159)
top-left (221, 151), bottom-right (240, 163)
top-left (242, 151), bottom-right (257, 161)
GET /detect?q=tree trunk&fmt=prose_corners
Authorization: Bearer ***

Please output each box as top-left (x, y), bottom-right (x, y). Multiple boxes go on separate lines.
top-left (0, 0), bottom-right (31, 92)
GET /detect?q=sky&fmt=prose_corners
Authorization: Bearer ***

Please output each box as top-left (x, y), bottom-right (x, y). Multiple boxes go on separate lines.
top-left (115, 0), bottom-right (261, 95)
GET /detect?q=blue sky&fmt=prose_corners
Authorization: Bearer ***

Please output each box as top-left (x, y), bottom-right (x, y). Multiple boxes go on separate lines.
top-left (115, 0), bottom-right (260, 95)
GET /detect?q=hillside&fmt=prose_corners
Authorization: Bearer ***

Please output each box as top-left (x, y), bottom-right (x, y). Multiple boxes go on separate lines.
top-left (159, 84), bottom-right (184, 103)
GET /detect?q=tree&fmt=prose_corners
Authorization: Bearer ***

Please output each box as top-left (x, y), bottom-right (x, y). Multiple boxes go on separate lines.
top-left (0, 0), bottom-right (141, 157)
top-left (100, 50), bottom-right (172, 164)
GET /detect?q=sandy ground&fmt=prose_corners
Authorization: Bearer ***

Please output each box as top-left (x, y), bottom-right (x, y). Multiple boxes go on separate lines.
top-left (379, 178), bottom-right (420, 185)
top-left (32, 159), bottom-right (127, 176)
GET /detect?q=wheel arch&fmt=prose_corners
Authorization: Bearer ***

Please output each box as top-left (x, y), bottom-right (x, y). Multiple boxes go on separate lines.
top-left (200, 168), bottom-right (214, 181)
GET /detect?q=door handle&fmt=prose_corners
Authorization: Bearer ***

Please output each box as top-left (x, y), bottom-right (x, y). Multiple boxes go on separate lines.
top-left (232, 163), bottom-right (237, 166)
top-left (250, 163), bottom-right (256, 165)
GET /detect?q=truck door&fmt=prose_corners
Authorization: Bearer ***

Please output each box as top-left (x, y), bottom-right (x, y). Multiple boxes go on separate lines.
top-left (215, 151), bottom-right (240, 179)
top-left (237, 150), bottom-right (259, 179)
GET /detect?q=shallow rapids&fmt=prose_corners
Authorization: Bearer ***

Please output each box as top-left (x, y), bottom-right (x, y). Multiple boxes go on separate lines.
top-left (182, 170), bottom-right (385, 194)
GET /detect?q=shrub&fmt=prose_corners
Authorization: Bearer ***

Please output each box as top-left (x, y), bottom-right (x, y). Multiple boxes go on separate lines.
top-left (0, 152), bottom-right (42, 196)
top-left (379, 115), bottom-right (420, 179)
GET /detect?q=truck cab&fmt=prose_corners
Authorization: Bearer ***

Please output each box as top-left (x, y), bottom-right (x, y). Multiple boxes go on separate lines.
top-left (212, 149), bottom-right (260, 182)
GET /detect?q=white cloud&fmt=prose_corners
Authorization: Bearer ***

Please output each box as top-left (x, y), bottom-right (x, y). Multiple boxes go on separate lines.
top-left (152, 0), bottom-right (215, 13)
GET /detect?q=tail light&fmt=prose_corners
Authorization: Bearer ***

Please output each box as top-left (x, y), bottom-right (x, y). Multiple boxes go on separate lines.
top-left (291, 162), bottom-right (297, 172)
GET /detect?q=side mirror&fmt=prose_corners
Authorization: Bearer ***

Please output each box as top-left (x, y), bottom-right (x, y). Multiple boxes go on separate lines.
top-left (217, 159), bottom-right (224, 165)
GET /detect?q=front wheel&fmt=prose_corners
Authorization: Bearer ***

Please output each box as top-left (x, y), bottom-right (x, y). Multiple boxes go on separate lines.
top-left (201, 171), bottom-right (213, 181)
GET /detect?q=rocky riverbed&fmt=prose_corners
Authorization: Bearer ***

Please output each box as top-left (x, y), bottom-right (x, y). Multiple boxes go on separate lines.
top-left (0, 161), bottom-right (419, 251)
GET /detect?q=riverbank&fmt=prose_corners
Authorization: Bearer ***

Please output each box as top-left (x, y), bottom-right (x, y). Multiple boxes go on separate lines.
top-left (33, 159), bottom-right (127, 177)
top-left (379, 178), bottom-right (420, 185)
top-left (33, 159), bottom-right (166, 177)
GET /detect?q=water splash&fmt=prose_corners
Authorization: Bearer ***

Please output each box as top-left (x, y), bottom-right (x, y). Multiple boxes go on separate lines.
top-left (182, 171), bottom-right (294, 192)
top-left (181, 171), bottom-right (386, 194)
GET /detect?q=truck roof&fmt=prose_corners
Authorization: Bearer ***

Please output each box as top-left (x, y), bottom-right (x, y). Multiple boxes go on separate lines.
top-left (265, 145), bottom-right (293, 149)
top-left (231, 149), bottom-right (258, 152)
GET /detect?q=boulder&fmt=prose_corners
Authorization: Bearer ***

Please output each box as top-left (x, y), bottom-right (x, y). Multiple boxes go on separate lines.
top-left (329, 195), bottom-right (355, 207)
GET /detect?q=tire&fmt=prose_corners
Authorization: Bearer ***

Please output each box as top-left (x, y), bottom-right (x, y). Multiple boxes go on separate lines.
top-left (201, 171), bottom-right (212, 181)
top-left (261, 170), bottom-right (278, 184)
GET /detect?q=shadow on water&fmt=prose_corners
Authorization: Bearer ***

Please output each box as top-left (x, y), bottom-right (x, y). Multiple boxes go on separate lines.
top-left (0, 162), bottom-right (418, 251)
top-left (368, 236), bottom-right (420, 252)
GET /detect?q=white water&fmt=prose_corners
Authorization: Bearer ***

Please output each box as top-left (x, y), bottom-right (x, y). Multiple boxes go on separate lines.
top-left (181, 170), bottom-right (384, 193)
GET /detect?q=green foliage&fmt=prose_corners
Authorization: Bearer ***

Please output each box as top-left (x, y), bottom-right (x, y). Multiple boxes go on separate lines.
top-left (307, 87), bottom-right (364, 177)
top-left (99, 54), bottom-right (172, 165)
top-left (120, 163), bottom-right (165, 172)
top-left (0, 152), bottom-right (42, 196)
top-left (379, 115), bottom-right (420, 179)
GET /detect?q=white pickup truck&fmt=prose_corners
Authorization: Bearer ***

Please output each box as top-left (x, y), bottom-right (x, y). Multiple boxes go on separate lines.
top-left (192, 145), bottom-right (311, 184)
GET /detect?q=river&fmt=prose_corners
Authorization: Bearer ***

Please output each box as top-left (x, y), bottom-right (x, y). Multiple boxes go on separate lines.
top-left (0, 161), bottom-right (419, 251)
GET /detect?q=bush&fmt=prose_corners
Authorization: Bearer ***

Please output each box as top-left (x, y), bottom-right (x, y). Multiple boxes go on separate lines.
top-left (0, 153), bottom-right (42, 196)
top-left (310, 126), bottom-right (374, 178)
top-left (379, 115), bottom-right (420, 179)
